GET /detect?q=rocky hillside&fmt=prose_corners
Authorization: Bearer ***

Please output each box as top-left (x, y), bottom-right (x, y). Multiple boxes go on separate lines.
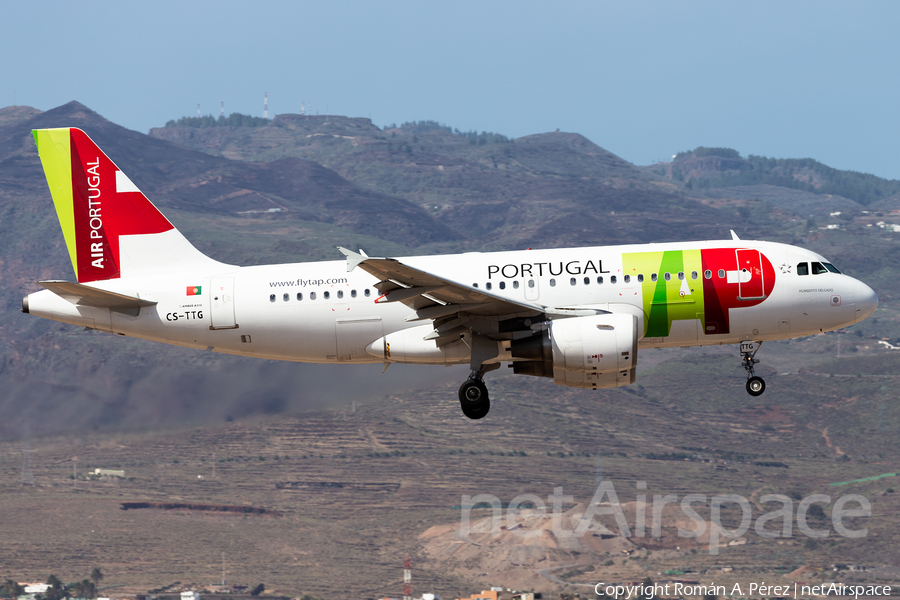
top-left (1, 102), bottom-right (898, 439)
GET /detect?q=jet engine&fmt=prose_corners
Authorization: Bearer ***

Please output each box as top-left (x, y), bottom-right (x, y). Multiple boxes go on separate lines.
top-left (510, 313), bottom-right (638, 389)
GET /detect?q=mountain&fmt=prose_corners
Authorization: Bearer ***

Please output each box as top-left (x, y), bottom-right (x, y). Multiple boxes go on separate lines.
top-left (0, 102), bottom-right (458, 248)
top-left (646, 146), bottom-right (900, 209)
top-left (0, 102), bottom-right (898, 441)
top-left (150, 115), bottom-right (734, 247)
top-left (1, 102), bottom-right (899, 598)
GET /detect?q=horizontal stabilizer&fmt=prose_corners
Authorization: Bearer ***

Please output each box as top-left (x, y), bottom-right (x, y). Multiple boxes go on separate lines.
top-left (39, 280), bottom-right (156, 315)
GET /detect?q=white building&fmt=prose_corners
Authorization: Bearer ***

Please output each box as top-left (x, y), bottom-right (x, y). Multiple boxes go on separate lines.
top-left (94, 468), bottom-right (125, 477)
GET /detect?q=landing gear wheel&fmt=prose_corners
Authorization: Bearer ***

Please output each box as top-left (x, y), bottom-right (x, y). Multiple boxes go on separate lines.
top-left (746, 376), bottom-right (766, 396)
top-left (740, 341), bottom-right (766, 397)
top-left (459, 380), bottom-right (490, 420)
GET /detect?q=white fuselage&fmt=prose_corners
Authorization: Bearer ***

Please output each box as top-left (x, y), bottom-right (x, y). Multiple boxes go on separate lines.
top-left (25, 239), bottom-right (878, 366)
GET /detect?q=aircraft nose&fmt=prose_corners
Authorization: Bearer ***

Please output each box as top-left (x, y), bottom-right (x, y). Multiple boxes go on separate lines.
top-left (853, 279), bottom-right (878, 323)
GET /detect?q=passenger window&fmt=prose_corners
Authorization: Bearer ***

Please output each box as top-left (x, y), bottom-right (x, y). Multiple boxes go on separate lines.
top-left (324, 291), bottom-right (330, 299)
top-left (310, 292), bottom-right (317, 300)
top-left (624, 275), bottom-right (631, 283)
top-left (610, 276), bottom-right (617, 284)
top-left (823, 263), bottom-right (841, 274)
top-left (528, 280), bottom-right (535, 288)
top-left (499, 281), bottom-right (506, 290)
top-left (570, 277), bottom-right (577, 286)
top-left (297, 293), bottom-right (303, 301)
top-left (513, 281), bottom-right (520, 289)
top-left (550, 279), bottom-right (556, 287)
top-left (337, 290), bottom-right (344, 299)
top-left (691, 271), bottom-right (698, 280)
top-left (283, 293), bottom-right (289, 302)
top-left (351, 290), bottom-right (357, 298)
top-left (718, 269), bottom-right (725, 278)
top-left (597, 276), bottom-right (603, 284)
top-left (797, 262), bottom-right (809, 276)
top-left (704, 270), bottom-right (712, 279)
top-left (811, 261), bottom-right (828, 275)
top-left (678, 272), bottom-right (684, 280)
top-left (364, 289), bottom-right (371, 297)
top-left (584, 277), bottom-right (590, 285)
top-left (651, 273), bottom-right (658, 282)
top-left (269, 294), bottom-right (276, 302)
top-left (486, 282), bottom-right (492, 290)
top-left (664, 272), bottom-right (671, 281)
top-left (473, 283), bottom-right (479, 288)
top-left (637, 274), bottom-right (644, 282)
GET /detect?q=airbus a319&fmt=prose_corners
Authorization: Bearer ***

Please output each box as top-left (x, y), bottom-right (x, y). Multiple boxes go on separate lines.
top-left (22, 128), bottom-right (878, 418)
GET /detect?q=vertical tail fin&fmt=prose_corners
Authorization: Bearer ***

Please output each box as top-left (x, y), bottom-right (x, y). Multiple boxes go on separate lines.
top-left (33, 127), bottom-right (226, 283)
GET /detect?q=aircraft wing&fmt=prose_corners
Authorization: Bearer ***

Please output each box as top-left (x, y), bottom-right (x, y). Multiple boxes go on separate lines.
top-left (337, 247), bottom-right (606, 325)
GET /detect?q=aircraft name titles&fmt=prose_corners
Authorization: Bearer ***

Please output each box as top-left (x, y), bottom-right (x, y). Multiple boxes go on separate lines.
top-left (487, 259), bottom-right (611, 280)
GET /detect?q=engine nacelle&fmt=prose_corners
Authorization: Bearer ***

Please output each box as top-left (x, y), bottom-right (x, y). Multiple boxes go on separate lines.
top-left (553, 367), bottom-right (636, 389)
top-left (511, 313), bottom-right (638, 389)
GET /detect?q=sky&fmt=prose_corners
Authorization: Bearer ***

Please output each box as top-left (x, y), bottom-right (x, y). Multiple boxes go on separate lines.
top-left (3, 1), bottom-right (900, 179)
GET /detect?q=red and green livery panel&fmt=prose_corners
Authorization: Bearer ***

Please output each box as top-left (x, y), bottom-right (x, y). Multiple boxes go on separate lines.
top-left (623, 248), bottom-right (775, 337)
top-left (32, 128), bottom-right (174, 284)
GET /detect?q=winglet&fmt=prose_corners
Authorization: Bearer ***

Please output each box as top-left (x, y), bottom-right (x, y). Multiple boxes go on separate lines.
top-left (730, 229), bottom-right (741, 241)
top-left (337, 246), bottom-right (368, 272)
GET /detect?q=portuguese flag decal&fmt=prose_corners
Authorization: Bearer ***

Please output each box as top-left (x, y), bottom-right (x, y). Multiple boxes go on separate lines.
top-left (186, 285), bottom-right (202, 296)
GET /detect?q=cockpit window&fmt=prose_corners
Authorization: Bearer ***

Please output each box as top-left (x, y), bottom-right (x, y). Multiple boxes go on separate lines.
top-left (797, 262), bottom-right (808, 276)
top-left (823, 262), bottom-right (841, 274)
top-left (811, 261), bottom-right (828, 275)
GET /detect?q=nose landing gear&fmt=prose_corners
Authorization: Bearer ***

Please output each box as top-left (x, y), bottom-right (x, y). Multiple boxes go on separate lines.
top-left (741, 341), bottom-right (766, 396)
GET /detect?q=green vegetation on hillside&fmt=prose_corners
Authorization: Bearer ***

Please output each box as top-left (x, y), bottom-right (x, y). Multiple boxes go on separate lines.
top-left (675, 146), bottom-right (741, 160)
top-left (387, 119), bottom-right (512, 144)
top-left (675, 146), bottom-right (900, 205)
top-left (164, 113), bottom-right (270, 128)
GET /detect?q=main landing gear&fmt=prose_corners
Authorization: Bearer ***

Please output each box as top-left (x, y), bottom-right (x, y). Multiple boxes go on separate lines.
top-left (458, 364), bottom-right (498, 420)
top-left (459, 375), bottom-right (489, 419)
top-left (740, 341), bottom-right (766, 396)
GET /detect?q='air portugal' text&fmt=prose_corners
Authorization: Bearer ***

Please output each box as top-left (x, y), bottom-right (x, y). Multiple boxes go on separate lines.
top-left (87, 158), bottom-right (103, 268)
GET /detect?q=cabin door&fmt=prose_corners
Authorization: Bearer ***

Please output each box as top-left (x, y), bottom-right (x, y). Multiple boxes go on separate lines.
top-left (735, 249), bottom-right (765, 300)
top-left (209, 277), bottom-right (238, 329)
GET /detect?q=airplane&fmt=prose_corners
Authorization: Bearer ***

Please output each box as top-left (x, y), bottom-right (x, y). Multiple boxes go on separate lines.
top-left (22, 128), bottom-right (879, 419)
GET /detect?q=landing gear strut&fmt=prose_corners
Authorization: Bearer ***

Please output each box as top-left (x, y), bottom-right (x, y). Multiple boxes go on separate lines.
top-left (740, 341), bottom-right (766, 396)
top-left (459, 367), bottom-right (496, 420)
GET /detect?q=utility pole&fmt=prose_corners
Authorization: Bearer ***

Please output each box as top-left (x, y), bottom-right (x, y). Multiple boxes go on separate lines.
top-left (20, 443), bottom-right (34, 485)
top-left (403, 556), bottom-right (411, 600)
